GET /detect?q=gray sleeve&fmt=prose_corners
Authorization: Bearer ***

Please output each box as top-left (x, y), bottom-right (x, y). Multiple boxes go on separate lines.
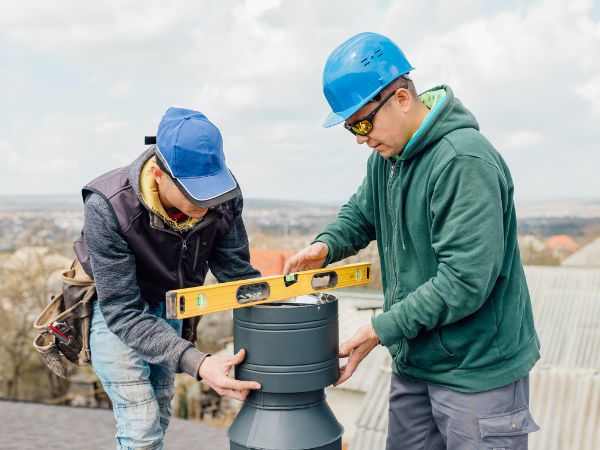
top-left (84, 193), bottom-right (207, 378)
top-left (208, 196), bottom-right (262, 282)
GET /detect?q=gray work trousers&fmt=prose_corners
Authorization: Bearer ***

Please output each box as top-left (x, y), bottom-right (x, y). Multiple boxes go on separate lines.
top-left (386, 374), bottom-right (539, 450)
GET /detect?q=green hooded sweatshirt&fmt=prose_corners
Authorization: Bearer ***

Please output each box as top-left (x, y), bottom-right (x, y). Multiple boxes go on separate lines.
top-left (315, 85), bottom-right (540, 393)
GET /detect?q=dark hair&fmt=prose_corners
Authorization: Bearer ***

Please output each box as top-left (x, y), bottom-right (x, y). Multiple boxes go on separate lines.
top-left (371, 75), bottom-right (418, 102)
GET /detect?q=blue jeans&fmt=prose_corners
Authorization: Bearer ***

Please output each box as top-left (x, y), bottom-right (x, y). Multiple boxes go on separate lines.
top-left (90, 300), bottom-right (183, 450)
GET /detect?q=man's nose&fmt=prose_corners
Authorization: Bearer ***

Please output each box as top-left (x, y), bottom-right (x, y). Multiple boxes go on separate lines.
top-left (356, 134), bottom-right (369, 145)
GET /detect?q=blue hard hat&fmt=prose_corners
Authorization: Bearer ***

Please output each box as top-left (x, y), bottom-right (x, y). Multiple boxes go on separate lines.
top-left (155, 107), bottom-right (240, 208)
top-left (322, 32), bottom-right (414, 128)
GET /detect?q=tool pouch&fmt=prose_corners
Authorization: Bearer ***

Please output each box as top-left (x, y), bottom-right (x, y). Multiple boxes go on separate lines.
top-left (33, 258), bottom-right (95, 378)
top-left (182, 316), bottom-right (201, 344)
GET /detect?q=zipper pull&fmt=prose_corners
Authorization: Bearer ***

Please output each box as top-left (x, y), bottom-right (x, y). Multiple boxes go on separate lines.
top-left (182, 239), bottom-right (188, 251)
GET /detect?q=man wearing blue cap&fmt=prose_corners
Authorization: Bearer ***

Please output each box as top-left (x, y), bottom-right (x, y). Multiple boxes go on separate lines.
top-left (74, 107), bottom-right (261, 449)
top-left (285, 33), bottom-right (540, 448)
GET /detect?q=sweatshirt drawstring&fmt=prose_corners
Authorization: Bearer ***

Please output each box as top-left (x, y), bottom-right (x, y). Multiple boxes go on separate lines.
top-left (399, 161), bottom-right (406, 251)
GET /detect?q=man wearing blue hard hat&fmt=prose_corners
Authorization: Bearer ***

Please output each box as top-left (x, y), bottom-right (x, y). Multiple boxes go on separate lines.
top-left (285, 32), bottom-right (540, 448)
top-left (74, 107), bottom-right (261, 449)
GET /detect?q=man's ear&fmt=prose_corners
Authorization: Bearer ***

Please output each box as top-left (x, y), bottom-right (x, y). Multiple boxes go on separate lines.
top-left (150, 164), bottom-right (164, 185)
top-left (394, 87), bottom-right (412, 111)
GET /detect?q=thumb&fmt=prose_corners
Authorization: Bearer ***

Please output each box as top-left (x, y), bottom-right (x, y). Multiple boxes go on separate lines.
top-left (229, 349), bottom-right (246, 366)
top-left (338, 340), bottom-right (353, 358)
top-left (283, 259), bottom-right (292, 275)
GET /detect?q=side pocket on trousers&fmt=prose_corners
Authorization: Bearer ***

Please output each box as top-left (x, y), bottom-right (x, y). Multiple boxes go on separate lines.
top-left (478, 405), bottom-right (539, 450)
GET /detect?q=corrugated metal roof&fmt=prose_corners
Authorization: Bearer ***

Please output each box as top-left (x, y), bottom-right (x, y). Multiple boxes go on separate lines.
top-left (529, 368), bottom-right (600, 450)
top-left (351, 266), bottom-right (600, 449)
top-left (562, 237), bottom-right (600, 267)
top-left (525, 266), bottom-right (600, 368)
top-left (351, 366), bottom-right (391, 450)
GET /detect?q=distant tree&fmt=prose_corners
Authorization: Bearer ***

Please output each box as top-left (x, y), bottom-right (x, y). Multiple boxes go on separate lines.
top-left (581, 225), bottom-right (600, 246)
top-left (0, 247), bottom-right (71, 400)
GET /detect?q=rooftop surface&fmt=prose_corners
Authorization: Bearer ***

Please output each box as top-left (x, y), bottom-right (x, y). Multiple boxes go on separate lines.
top-left (0, 400), bottom-right (229, 450)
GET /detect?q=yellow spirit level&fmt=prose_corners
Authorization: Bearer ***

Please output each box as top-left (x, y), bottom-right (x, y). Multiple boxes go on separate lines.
top-left (165, 262), bottom-right (371, 319)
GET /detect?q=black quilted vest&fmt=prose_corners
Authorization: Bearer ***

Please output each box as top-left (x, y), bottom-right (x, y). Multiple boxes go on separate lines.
top-left (73, 164), bottom-right (234, 307)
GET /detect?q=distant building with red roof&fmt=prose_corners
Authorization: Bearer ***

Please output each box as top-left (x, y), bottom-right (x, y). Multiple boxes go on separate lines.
top-left (544, 235), bottom-right (581, 254)
top-left (250, 248), bottom-right (295, 276)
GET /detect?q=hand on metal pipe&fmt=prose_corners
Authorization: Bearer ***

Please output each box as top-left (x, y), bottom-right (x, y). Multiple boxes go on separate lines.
top-left (283, 242), bottom-right (329, 274)
top-left (199, 349), bottom-right (261, 401)
top-left (334, 324), bottom-right (380, 386)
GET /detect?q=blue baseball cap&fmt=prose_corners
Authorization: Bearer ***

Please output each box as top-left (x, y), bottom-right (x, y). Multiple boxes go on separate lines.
top-left (155, 107), bottom-right (240, 208)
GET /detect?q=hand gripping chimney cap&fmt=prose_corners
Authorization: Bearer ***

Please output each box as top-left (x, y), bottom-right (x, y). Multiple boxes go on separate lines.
top-left (155, 107), bottom-right (240, 208)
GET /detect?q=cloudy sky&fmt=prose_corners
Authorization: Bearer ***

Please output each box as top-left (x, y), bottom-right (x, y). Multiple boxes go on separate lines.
top-left (0, 0), bottom-right (599, 204)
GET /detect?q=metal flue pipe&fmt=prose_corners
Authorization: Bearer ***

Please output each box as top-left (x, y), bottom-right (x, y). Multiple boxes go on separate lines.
top-left (228, 293), bottom-right (343, 450)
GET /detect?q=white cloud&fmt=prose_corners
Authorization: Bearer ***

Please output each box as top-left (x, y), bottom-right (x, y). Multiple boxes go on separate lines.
top-left (574, 74), bottom-right (600, 116)
top-left (0, 0), bottom-right (598, 201)
top-left (492, 130), bottom-right (546, 152)
top-left (2, 139), bottom-right (76, 175)
top-left (106, 80), bottom-right (133, 100)
top-left (0, 114), bottom-right (140, 194)
top-left (234, 0), bottom-right (283, 22)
